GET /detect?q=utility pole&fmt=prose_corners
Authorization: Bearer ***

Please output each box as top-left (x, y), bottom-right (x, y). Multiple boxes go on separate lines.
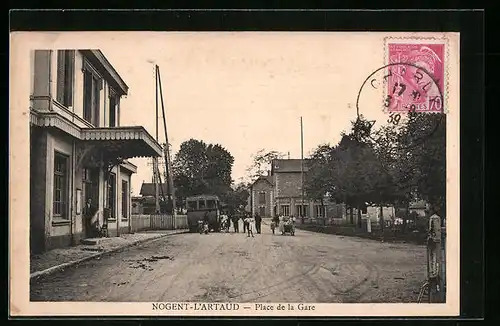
top-left (300, 117), bottom-right (305, 224)
top-left (154, 64), bottom-right (160, 214)
top-left (156, 65), bottom-right (177, 220)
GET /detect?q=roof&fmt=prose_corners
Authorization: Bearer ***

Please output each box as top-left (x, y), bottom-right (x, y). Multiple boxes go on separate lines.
top-left (251, 175), bottom-right (273, 187)
top-left (79, 50), bottom-right (129, 96)
top-left (140, 183), bottom-right (169, 196)
top-left (186, 194), bottom-right (220, 201)
top-left (271, 159), bottom-right (311, 173)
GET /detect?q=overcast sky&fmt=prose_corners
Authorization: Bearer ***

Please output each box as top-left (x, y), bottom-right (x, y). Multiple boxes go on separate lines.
top-left (97, 32), bottom-right (389, 195)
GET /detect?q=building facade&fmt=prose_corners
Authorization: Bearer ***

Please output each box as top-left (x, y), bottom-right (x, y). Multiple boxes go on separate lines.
top-left (29, 50), bottom-right (163, 254)
top-left (248, 159), bottom-right (345, 220)
top-left (249, 174), bottom-right (274, 218)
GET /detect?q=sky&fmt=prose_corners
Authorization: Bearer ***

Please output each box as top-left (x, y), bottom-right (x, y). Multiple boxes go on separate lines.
top-left (99, 32), bottom-right (390, 195)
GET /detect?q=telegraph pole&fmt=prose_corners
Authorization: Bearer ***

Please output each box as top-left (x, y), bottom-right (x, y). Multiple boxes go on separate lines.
top-left (300, 117), bottom-right (305, 224)
top-left (154, 65), bottom-right (160, 213)
top-left (156, 65), bottom-right (177, 219)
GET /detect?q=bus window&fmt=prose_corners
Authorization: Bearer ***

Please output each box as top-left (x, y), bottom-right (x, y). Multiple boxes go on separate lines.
top-left (198, 200), bottom-right (206, 209)
top-left (187, 201), bottom-right (197, 210)
top-left (207, 200), bottom-right (216, 209)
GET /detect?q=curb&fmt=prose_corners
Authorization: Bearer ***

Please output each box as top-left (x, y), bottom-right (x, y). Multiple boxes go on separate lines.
top-left (30, 229), bottom-right (188, 281)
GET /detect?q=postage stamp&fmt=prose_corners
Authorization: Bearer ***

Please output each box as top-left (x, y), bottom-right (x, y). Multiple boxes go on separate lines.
top-left (383, 37), bottom-right (448, 114)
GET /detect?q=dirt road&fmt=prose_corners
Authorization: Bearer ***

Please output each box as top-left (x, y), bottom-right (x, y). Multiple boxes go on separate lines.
top-left (31, 220), bottom-right (427, 303)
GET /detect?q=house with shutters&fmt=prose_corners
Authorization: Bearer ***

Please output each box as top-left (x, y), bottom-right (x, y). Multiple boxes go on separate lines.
top-left (29, 49), bottom-right (163, 253)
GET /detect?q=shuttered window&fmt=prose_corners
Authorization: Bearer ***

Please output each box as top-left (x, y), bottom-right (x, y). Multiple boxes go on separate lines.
top-left (122, 180), bottom-right (128, 219)
top-left (83, 62), bottom-right (102, 127)
top-left (109, 87), bottom-right (117, 127)
top-left (56, 50), bottom-right (75, 107)
top-left (107, 173), bottom-right (116, 219)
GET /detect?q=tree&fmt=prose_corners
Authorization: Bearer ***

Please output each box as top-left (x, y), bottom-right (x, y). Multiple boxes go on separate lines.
top-left (304, 144), bottom-right (336, 224)
top-left (220, 182), bottom-right (250, 215)
top-left (172, 139), bottom-right (235, 201)
top-left (325, 116), bottom-right (390, 228)
top-left (246, 149), bottom-right (286, 179)
top-left (400, 112), bottom-right (446, 218)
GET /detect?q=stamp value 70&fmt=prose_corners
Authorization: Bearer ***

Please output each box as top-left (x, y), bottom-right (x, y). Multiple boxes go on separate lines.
top-left (385, 41), bottom-right (446, 113)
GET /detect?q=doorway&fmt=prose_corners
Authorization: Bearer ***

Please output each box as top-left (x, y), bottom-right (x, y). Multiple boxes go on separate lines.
top-left (82, 167), bottom-right (99, 238)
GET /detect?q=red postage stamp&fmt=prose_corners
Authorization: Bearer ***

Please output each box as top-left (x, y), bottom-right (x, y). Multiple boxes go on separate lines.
top-left (385, 40), bottom-right (446, 113)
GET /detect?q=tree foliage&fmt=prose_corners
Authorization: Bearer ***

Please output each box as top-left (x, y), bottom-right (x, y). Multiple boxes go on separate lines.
top-left (220, 182), bottom-right (250, 215)
top-left (246, 149), bottom-right (286, 179)
top-left (172, 139), bottom-right (235, 203)
top-left (304, 112), bottom-right (446, 227)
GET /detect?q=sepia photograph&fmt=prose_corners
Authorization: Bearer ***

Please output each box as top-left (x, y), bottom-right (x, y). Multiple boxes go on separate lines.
top-left (10, 31), bottom-right (460, 317)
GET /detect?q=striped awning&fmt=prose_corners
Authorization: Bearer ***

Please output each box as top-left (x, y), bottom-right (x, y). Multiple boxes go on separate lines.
top-left (31, 111), bottom-right (163, 159)
top-left (80, 127), bottom-right (163, 159)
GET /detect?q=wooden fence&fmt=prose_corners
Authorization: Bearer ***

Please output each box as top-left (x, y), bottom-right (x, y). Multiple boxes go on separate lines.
top-left (130, 214), bottom-right (188, 233)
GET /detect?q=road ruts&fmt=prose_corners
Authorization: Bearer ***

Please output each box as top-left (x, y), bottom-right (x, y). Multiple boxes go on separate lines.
top-left (30, 220), bottom-right (427, 303)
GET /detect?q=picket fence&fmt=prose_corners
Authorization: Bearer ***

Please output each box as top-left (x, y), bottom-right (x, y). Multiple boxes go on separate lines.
top-left (130, 214), bottom-right (188, 233)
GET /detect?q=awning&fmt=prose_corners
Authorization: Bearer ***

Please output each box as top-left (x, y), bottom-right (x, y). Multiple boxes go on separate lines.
top-left (31, 111), bottom-right (164, 168)
top-left (80, 126), bottom-right (163, 159)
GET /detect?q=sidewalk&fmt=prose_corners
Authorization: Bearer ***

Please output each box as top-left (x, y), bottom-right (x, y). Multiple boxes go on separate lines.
top-left (30, 229), bottom-right (188, 280)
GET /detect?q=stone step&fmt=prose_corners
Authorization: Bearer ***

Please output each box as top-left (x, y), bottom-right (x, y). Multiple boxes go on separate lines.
top-left (80, 237), bottom-right (112, 245)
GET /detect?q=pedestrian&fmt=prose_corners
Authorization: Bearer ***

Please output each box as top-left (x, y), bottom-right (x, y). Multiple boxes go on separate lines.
top-left (83, 198), bottom-right (95, 237)
top-left (232, 214), bottom-right (239, 233)
top-left (254, 213), bottom-right (262, 234)
top-left (244, 215), bottom-right (254, 237)
top-left (243, 214), bottom-right (248, 234)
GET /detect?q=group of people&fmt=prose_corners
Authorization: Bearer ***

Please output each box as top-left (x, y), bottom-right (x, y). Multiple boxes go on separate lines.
top-left (270, 214), bottom-right (296, 235)
top-left (218, 212), bottom-right (263, 237)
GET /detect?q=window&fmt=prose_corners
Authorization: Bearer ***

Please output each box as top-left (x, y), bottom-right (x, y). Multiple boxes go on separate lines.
top-left (121, 180), bottom-right (128, 219)
top-left (198, 200), bottom-right (206, 209)
top-left (107, 173), bottom-right (116, 219)
top-left (296, 204), bottom-right (309, 217)
top-left (315, 205), bottom-right (326, 218)
top-left (56, 50), bottom-right (74, 107)
top-left (53, 152), bottom-right (69, 219)
top-left (207, 200), bottom-right (216, 209)
top-left (258, 191), bottom-right (266, 204)
top-left (280, 205), bottom-right (290, 216)
top-left (109, 88), bottom-right (118, 127)
top-left (83, 62), bottom-right (102, 126)
top-left (259, 206), bottom-right (266, 217)
top-left (187, 201), bottom-right (197, 210)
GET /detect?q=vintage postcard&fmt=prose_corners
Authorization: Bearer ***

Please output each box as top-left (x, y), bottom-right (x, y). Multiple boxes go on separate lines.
top-left (10, 31), bottom-right (460, 317)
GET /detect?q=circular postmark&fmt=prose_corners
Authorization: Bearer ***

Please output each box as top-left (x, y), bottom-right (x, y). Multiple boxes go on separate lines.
top-left (356, 62), bottom-right (445, 150)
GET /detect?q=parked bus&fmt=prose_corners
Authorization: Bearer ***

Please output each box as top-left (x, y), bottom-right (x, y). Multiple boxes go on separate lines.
top-left (186, 194), bottom-right (221, 232)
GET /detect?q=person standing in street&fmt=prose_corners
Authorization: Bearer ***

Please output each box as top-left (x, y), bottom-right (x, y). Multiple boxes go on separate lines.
top-left (244, 215), bottom-right (254, 237)
top-left (243, 214), bottom-right (248, 234)
top-left (254, 213), bottom-right (262, 234)
top-left (232, 214), bottom-right (239, 233)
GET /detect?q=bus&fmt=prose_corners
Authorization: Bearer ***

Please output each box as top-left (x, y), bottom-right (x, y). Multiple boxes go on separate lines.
top-left (186, 194), bottom-right (222, 232)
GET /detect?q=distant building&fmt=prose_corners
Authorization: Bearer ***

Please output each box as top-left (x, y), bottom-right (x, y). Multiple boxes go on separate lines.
top-left (136, 182), bottom-right (171, 214)
top-left (248, 159), bottom-right (345, 220)
top-left (29, 50), bottom-right (163, 254)
top-left (248, 173), bottom-right (274, 217)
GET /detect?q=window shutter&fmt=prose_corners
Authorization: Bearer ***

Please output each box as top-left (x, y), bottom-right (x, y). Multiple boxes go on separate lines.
top-left (65, 50), bottom-right (75, 106)
top-left (56, 51), bottom-right (66, 103)
top-left (116, 97), bottom-right (120, 126)
top-left (83, 71), bottom-right (92, 122)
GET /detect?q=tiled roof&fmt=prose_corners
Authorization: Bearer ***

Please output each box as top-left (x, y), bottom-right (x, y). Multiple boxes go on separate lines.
top-left (251, 175), bottom-right (274, 186)
top-left (139, 183), bottom-right (169, 196)
top-left (271, 159), bottom-right (311, 173)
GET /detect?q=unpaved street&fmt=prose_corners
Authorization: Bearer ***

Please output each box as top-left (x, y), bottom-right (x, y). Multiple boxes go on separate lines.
top-left (31, 220), bottom-right (427, 303)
